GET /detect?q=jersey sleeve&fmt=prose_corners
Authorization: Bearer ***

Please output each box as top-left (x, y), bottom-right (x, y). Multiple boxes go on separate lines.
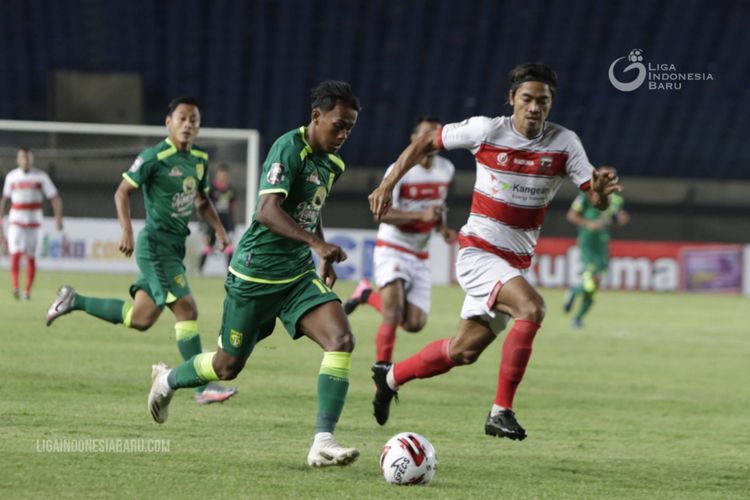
top-left (258, 139), bottom-right (301, 198)
top-left (1, 174), bottom-right (10, 198)
top-left (439, 116), bottom-right (491, 153)
top-left (40, 172), bottom-right (59, 199)
top-left (565, 132), bottom-right (595, 191)
top-left (198, 155), bottom-right (210, 193)
top-left (122, 151), bottom-right (156, 189)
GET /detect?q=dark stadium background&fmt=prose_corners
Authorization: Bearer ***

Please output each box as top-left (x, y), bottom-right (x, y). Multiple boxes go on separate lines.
top-left (1, 0), bottom-right (747, 240)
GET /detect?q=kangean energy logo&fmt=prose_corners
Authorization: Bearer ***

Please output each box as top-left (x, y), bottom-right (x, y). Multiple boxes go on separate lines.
top-left (608, 49), bottom-right (714, 92)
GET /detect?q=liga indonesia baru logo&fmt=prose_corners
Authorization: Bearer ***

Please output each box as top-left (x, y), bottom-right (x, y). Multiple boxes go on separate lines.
top-left (608, 49), bottom-right (713, 92)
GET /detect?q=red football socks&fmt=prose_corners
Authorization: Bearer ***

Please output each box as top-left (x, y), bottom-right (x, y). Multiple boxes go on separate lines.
top-left (495, 319), bottom-right (540, 409)
top-left (10, 253), bottom-right (21, 291)
top-left (393, 338), bottom-right (456, 386)
top-left (375, 322), bottom-right (397, 362)
top-left (24, 257), bottom-right (36, 293)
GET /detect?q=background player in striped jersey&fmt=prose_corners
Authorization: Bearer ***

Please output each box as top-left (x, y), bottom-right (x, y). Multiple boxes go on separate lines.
top-left (344, 116), bottom-right (457, 367)
top-left (0, 148), bottom-right (64, 300)
top-left (45, 97), bottom-right (237, 405)
top-left (368, 63), bottom-right (622, 440)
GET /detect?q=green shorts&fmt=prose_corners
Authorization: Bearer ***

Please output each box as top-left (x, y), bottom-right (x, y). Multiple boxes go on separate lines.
top-left (130, 230), bottom-right (191, 308)
top-left (218, 270), bottom-right (340, 359)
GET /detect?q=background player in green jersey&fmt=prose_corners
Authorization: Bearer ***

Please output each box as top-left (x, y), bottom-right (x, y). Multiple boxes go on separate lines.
top-left (564, 167), bottom-right (629, 328)
top-left (46, 97), bottom-right (237, 404)
top-left (147, 81), bottom-right (362, 468)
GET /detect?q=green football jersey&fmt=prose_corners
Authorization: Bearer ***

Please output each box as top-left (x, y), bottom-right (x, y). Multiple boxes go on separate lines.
top-left (230, 127), bottom-right (346, 282)
top-left (122, 138), bottom-right (209, 238)
top-left (571, 192), bottom-right (625, 248)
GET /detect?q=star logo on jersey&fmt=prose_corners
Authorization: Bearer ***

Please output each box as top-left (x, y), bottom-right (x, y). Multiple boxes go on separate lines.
top-left (168, 166), bottom-right (182, 177)
top-left (497, 152), bottom-right (509, 166)
top-left (229, 329), bottom-right (243, 348)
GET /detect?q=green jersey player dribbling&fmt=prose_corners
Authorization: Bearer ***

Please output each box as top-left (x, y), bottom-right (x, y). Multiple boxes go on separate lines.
top-left (148, 81), bottom-right (362, 467)
top-left (46, 97), bottom-right (237, 404)
top-left (563, 167), bottom-right (629, 328)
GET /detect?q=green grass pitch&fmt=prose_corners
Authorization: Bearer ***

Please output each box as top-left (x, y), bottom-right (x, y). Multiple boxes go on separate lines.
top-left (1, 271), bottom-right (748, 499)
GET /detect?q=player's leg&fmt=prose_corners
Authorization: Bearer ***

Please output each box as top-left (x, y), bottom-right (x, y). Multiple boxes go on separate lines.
top-left (375, 279), bottom-right (405, 363)
top-left (296, 301), bottom-right (359, 467)
top-left (400, 258), bottom-right (431, 333)
top-left (573, 260), bottom-right (601, 328)
top-left (198, 228), bottom-right (215, 273)
top-left (7, 225), bottom-right (22, 298)
top-left (149, 274), bottom-right (276, 423)
top-left (483, 275), bottom-right (545, 440)
top-left (168, 294), bottom-right (237, 403)
top-left (20, 227), bottom-right (39, 300)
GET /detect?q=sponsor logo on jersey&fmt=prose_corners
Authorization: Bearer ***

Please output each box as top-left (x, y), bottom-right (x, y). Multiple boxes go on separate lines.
top-left (229, 329), bottom-right (243, 348)
top-left (497, 152), bottom-right (508, 166)
top-left (267, 163), bottom-right (285, 184)
top-left (512, 184), bottom-right (550, 196)
top-left (174, 274), bottom-right (186, 287)
top-left (168, 166), bottom-right (182, 177)
top-left (540, 157), bottom-right (553, 172)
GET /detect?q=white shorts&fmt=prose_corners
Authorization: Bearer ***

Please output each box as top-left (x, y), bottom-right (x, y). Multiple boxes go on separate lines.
top-left (373, 245), bottom-right (431, 314)
top-left (455, 247), bottom-right (528, 335)
top-left (7, 225), bottom-right (40, 256)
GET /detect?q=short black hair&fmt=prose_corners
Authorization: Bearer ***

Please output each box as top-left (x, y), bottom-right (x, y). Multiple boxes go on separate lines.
top-left (413, 115), bottom-right (441, 133)
top-left (508, 63), bottom-right (558, 98)
top-left (310, 81), bottom-right (361, 112)
top-left (167, 96), bottom-right (200, 116)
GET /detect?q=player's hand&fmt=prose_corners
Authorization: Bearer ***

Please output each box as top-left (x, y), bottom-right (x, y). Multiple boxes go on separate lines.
top-left (311, 240), bottom-right (348, 263)
top-left (441, 227), bottom-right (458, 244)
top-left (586, 219), bottom-right (606, 231)
top-left (215, 230), bottom-right (231, 252)
top-left (119, 230), bottom-right (134, 257)
top-left (591, 167), bottom-right (622, 196)
top-left (369, 184), bottom-right (393, 221)
top-left (421, 205), bottom-right (444, 223)
top-left (318, 259), bottom-right (338, 288)
top-left (56, 221), bottom-right (64, 231)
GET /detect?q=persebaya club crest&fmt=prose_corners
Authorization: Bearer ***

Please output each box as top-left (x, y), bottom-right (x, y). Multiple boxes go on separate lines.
top-left (229, 329), bottom-right (243, 348)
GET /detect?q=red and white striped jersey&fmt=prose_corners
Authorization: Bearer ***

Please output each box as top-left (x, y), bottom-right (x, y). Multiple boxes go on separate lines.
top-left (376, 155), bottom-right (455, 255)
top-left (439, 115), bottom-right (594, 269)
top-left (2, 167), bottom-right (59, 227)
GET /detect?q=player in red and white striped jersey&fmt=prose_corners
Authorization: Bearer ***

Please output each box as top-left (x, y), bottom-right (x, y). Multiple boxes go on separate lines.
top-left (367, 63), bottom-right (622, 439)
top-left (0, 148), bottom-right (64, 300)
top-left (344, 117), bottom-right (457, 365)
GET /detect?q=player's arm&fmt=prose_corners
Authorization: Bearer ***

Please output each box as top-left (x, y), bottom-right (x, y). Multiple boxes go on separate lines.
top-left (114, 179), bottom-right (137, 257)
top-left (376, 205), bottom-right (443, 226)
top-left (0, 196), bottom-right (7, 245)
top-left (255, 193), bottom-right (346, 264)
top-left (49, 195), bottom-right (63, 231)
top-left (195, 190), bottom-right (229, 250)
top-left (369, 131), bottom-right (440, 220)
top-left (314, 216), bottom-right (338, 288)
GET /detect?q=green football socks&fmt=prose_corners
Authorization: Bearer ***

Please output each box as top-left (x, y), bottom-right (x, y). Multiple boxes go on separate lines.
top-left (72, 295), bottom-right (126, 324)
top-left (316, 351), bottom-right (351, 433)
top-left (167, 352), bottom-right (220, 389)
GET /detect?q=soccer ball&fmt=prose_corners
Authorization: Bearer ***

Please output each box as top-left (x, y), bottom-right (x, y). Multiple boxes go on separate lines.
top-left (380, 432), bottom-right (437, 485)
top-left (628, 48), bottom-right (644, 63)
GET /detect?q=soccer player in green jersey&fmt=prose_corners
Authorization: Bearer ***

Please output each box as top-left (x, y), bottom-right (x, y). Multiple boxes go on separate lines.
top-left (147, 81), bottom-right (362, 467)
top-left (564, 168), bottom-right (629, 328)
top-left (46, 97), bottom-right (237, 405)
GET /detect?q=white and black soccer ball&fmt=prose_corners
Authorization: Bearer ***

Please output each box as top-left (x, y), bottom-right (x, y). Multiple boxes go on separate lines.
top-left (628, 48), bottom-right (644, 63)
top-left (380, 432), bottom-right (437, 486)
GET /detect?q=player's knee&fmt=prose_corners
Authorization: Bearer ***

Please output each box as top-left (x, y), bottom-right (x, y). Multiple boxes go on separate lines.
top-left (515, 297), bottom-right (546, 324)
top-left (326, 330), bottom-right (355, 353)
top-left (401, 319), bottom-right (426, 333)
top-left (213, 357), bottom-right (245, 380)
top-left (129, 318), bottom-right (155, 331)
top-left (452, 348), bottom-right (483, 365)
